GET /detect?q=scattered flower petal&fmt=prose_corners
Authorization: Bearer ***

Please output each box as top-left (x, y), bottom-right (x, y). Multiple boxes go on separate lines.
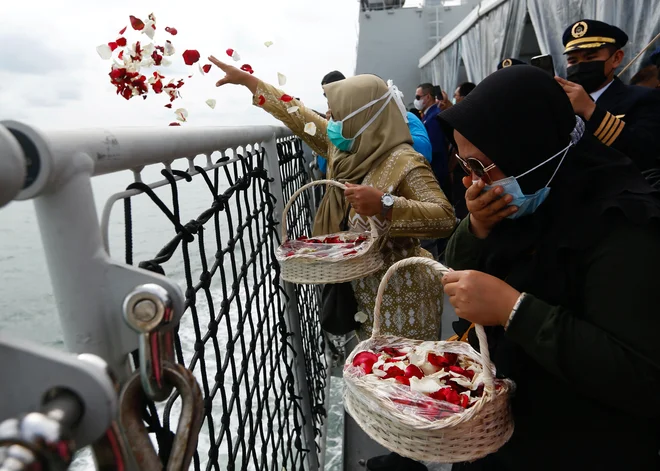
top-left (164, 103), bottom-right (172, 108)
top-left (108, 42), bottom-right (118, 51)
top-left (182, 49), bottom-right (201, 66)
top-left (257, 95), bottom-right (266, 106)
top-left (165, 26), bottom-right (178, 35)
top-left (232, 50), bottom-right (240, 61)
top-left (202, 64), bottom-right (212, 74)
top-left (287, 106), bottom-right (300, 114)
top-left (169, 122), bottom-right (181, 126)
top-left (409, 376), bottom-right (442, 394)
top-left (175, 108), bottom-right (188, 122)
top-left (352, 351), bottom-right (378, 375)
top-left (226, 48), bottom-right (234, 57)
top-left (129, 15), bottom-right (145, 31)
top-left (280, 94), bottom-right (294, 102)
top-left (240, 64), bottom-right (254, 74)
top-left (119, 26), bottom-right (127, 35)
top-left (163, 41), bottom-right (175, 56)
top-left (206, 99), bottom-right (216, 109)
top-left (96, 44), bottom-right (113, 60)
top-left (277, 72), bottom-right (287, 86)
top-left (116, 37), bottom-right (127, 47)
top-left (143, 25), bottom-right (156, 40)
top-left (304, 122), bottom-right (317, 136)
top-left (264, 41), bottom-right (274, 47)
top-left (354, 311), bottom-right (368, 323)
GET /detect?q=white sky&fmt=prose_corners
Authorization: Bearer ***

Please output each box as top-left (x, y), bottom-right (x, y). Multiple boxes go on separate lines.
top-left (0, 0), bottom-right (361, 130)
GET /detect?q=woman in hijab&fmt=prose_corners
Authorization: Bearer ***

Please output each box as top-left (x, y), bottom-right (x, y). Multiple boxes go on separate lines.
top-left (208, 56), bottom-right (456, 341)
top-left (439, 65), bottom-right (660, 470)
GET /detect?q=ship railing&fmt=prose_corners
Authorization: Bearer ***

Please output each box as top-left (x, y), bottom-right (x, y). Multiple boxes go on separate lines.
top-left (0, 121), bottom-right (329, 470)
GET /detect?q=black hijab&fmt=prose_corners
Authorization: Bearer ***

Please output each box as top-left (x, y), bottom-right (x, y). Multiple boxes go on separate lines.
top-left (438, 65), bottom-right (660, 301)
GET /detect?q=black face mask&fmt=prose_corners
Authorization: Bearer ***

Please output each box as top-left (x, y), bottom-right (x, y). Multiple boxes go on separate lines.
top-left (566, 60), bottom-right (608, 93)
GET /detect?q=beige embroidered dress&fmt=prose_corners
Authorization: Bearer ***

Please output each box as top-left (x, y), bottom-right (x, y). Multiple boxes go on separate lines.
top-left (253, 79), bottom-right (456, 340)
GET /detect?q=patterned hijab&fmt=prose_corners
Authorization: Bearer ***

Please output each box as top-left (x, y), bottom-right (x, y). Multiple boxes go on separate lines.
top-left (313, 75), bottom-right (413, 235)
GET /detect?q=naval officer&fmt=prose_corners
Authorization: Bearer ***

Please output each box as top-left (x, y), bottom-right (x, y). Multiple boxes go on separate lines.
top-left (555, 19), bottom-right (660, 177)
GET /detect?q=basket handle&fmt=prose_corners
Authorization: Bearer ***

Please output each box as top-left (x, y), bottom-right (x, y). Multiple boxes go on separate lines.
top-left (371, 256), bottom-right (495, 391)
top-left (281, 179), bottom-right (379, 241)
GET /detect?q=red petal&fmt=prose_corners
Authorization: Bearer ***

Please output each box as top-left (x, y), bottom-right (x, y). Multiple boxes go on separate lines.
top-left (460, 394), bottom-right (470, 408)
top-left (280, 94), bottom-right (294, 102)
top-left (116, 37), bottom-right (127, 47)
top-left (404, 365), bottom-right (424, 379)
top-left (119, 26), bottom-right (127, 35)
top-left (352, 351), bottom-right (379, 374)
top-left (182, 49), bottom-right (201, 66)
top-left (226, 48), bottom-right (234, 57)
top-left (257, 95), bottom-right (266, 106)
top-left (240, 64), bottom-right (254, 74)
top-left (382, 365), bottom-right (404, 379)
top-left (448, 366), bottom-right (474, 379)
top-left (169, 122), bottom-right (181, 126)
top-left (395, 376), bottom-right (410, 386)
top-left (164, 103), bottom-right (173, 108)
top-left (151, 80), bottom-right (163, 94)
top-left (118, 51), bottom-right (124, 60)
top-left (202, 64), bottom-right (212, 73)
top-left (165, 26), bottom-right (178, 35)
top-left (108, 42), bottom-right (118, 51)
top-left (129, 15), bottom-right (145, 31)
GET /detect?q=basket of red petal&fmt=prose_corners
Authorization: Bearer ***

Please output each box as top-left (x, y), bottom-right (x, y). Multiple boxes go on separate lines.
top-left (276, 179), bottom-right (384, 284)
top-left (344, 257), bottom-right (515, 463)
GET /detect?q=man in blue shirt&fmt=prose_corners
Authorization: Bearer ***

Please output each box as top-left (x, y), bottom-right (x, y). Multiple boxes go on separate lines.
top-left (414, 82), bottom-right (450, 194)
top-left (320, 71), bottom-right (433, 163)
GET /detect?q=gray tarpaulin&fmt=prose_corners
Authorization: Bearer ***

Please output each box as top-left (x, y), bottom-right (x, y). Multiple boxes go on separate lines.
top-left (421, 0), bottom-right (660, 87)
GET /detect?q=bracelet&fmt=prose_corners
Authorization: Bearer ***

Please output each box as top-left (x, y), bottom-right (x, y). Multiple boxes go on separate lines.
top-left (505, 292), bottom-right (527, 331)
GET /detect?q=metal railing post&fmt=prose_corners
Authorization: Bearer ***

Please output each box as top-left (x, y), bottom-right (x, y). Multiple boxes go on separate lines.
top-left (262, 132), bottom-right (320, 471)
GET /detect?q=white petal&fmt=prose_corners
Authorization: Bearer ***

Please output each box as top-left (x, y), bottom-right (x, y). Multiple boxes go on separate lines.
top-left (383, 361), bottom-right (407, 372)
top-left (199, 64), bottom-right (206, 76)
top-left (161, 57), bottom-right (172, 67)
top-left (304, 122), bottom-right (317, 136)
top-left (205, 99), bottom-right (217, 109)
top-left (142, 43), bottom-right (155, 56)
top-left (164, 41), bottom-right (175, 56)
top-left (354, 311), bottom-right (368, 323)
top-left (143, 25), bottom-right (156, 40)
top-left (175, 108), bottom-right (188, 122)
top-left (409, 376), bottom-right (443, 394)
top-left (287, 106), bottom-right (300, 114)
top-left (232, 50), bottom-right (241, 61)
top-left (372, 368), bottom-right (387, 378)
top-left (372, 359), bottom-right (386, 371)
top-left (277, 72), bottom-right (287, 86)
top-left (264, 41), bottom-right (274, 47)
top-left (450, 376), bottom-right (474, 388)
top-left (96, 44), bottom-right (113, 60)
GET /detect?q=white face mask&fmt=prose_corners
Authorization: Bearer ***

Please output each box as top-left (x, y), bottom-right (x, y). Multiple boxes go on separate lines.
top-left (413, 98), bottom-right (425, 111)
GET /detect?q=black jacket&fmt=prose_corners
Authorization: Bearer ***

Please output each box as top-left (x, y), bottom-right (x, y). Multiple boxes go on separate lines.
top-left (586, 77), bottom-right (660, 172)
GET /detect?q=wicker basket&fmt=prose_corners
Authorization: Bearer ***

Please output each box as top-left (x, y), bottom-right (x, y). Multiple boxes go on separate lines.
top-left (277, 179), bottom-right (384, 284)
top-left (344, 257), bottom-right (515, 463)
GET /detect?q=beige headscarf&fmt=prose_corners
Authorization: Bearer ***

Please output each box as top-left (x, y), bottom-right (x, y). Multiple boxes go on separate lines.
top-left (313, 74), bottom-right (413, 235)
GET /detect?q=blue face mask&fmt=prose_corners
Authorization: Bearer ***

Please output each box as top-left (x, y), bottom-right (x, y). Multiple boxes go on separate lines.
top-left (326, 82), bottom-right (405, 152)
top-left (484, 142), bottom-right (573, 219)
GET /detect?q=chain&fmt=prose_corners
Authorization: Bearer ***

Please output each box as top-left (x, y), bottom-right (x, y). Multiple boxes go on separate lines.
top-left (120, 283), bottom-right (203, 469)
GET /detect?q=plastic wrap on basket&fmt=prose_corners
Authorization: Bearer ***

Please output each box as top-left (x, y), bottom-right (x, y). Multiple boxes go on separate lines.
top-left (276, 231), bottom-right (372, 261)
top-left (343, 257), bottom-right (515, 463)
top-left (277, 179), bottom-right (384, 284)
top-left (344, 337), bottom-right (498, 425)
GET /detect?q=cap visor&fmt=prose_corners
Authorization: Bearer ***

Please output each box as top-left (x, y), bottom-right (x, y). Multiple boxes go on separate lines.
top-left (563, 42), bottom-right (607, 54)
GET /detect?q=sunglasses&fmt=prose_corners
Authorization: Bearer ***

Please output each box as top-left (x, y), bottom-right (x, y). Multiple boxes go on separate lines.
top-left (455, 154), bottom-right (497, 183)
top-left (415, 94), bottom-right (427, 100)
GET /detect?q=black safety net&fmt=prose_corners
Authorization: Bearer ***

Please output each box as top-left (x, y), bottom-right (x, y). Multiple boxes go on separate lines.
top-left (115, 136), bottom-right (326, 471)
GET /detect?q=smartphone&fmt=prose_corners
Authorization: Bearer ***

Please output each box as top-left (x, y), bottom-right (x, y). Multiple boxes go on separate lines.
top-left (531, 54), bottom-right (555, 76)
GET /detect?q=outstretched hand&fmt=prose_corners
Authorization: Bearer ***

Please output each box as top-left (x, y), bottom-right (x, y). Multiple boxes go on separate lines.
top-left (208, 56), bottom-right (259, 93)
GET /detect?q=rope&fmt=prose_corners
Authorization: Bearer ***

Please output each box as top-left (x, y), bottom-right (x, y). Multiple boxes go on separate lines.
top-left (121, 137), bottom-right (327, 469)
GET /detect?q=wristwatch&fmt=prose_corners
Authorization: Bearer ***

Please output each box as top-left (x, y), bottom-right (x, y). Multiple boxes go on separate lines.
top-left (380, 193), bottom-right (394, 218)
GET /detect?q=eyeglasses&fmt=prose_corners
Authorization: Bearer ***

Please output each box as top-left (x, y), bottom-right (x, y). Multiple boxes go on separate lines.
top-left (415, 94), bottom-right (428, 101)
top-left (455, 154), bottom-right (497, 183)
